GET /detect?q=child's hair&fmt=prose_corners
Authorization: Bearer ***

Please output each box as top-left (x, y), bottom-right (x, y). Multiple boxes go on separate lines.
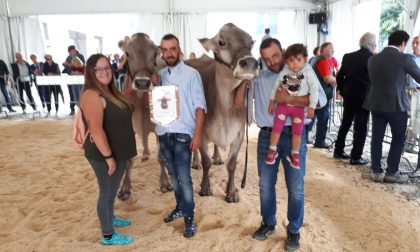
top-left (284, 44), bottom-right (308, 60)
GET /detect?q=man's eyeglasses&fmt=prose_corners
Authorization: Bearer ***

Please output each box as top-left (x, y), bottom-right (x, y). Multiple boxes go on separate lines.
top-left (94, 66), bottom-right (112, 73)
top-left (45, 58), bottom-right (52, 61)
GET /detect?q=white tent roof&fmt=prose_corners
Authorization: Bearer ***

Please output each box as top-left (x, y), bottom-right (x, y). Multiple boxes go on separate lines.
top-left (3, 0), bottom-right (319, 16)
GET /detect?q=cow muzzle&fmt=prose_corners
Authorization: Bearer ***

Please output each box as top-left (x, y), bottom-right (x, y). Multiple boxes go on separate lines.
top-left (233, 55), bottom-right (259, 80)
top-left (132, 76), bottom-right (151, 91)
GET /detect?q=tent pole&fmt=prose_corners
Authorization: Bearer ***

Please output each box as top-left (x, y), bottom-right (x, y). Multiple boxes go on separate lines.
top-left (6, 0), bottom-right (15, 61)
top-left (169, 0), bottom-right (174, 33)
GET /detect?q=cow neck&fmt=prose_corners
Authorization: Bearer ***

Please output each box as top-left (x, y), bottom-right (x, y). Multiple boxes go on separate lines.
top-left (214, 63), bottom-right (243, 113)
top-left (213, 52), bottom-right (234, 70)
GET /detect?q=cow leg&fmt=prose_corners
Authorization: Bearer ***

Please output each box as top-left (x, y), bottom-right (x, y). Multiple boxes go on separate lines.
top-left (118, 158), bottom-right (134, 201)
top-left (191, 150), bottom-right (202, 170)
top-left (199, 138), bottom-right (213, 196)
top-left (157, 135), bottom-right (173, 193)
top-left (212, 144), bottom-right (224, 165)
top-left (225, 129), bottom-right (245, 203)
top-left (141, 131), bottom-right (151, 162)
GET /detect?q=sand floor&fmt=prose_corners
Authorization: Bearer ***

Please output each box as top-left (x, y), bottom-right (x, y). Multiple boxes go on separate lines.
top-left (0, 119), bottom-right (419, 252)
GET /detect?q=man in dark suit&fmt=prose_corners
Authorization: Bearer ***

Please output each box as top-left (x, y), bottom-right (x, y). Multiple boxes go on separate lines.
top-left (334, 32), bottom-right (376, 165)
top-left (11, 52), bottom-right (36, 112)
top-left (364, 30), bottom-right (420, 183)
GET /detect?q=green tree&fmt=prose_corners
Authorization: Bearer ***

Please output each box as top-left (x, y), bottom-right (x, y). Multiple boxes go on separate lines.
top-left (380, 0), bottom-right (403, 45)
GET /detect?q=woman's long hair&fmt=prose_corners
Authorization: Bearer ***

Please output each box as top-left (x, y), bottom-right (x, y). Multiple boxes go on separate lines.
top-left (82, 54), bottom-right (132, 110)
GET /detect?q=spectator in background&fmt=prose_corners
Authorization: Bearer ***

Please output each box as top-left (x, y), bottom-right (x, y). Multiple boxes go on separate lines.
top-left (365, 30), bottom-right (420, 183)
top-left (63, 45), bottom-right (85, 116)
top-left (117, 38), bottom-right (129, 72)
top-left (408, 35), bottom-right (420, 88)
top-left (310, 42), bottom-right (336, 149)
top-left (328, 56), bottom-right (339, 76)
top-left (111, 53), bottom-right (121, 80)
top-left (0, 59), bottom-right (15, 112)
top-left (189, 52), bottom-right (197, 60)
top-left (262, 28), bottom-right (271, 41)
top-left (30, 54), bottom-right (46, 109)
top-left (43, 54), bottom-right (62, 114)
top-left (117, 39), bottom-right (129, 85)
top-left (308, 46), bottom-right (320, 65)
top-left (334, 32), bottom-right (376, 165)
top-left (11, 52), bottom-right (37, 113)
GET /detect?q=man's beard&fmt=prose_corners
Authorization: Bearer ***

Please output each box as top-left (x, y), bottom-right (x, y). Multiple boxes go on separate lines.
top-left (164, 56), bottom-right (180, 67)
top-left (268, 61), bottom-right (284, 73)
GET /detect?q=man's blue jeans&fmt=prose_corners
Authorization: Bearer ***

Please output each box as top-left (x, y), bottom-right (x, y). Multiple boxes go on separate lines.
top-left (314, 99), bottom-right (331, 146)
top-left (0, 82), bottom-right (11, 108)
top-left (159, 133), bottom-right (195, 217)
top-left (257, 126), bottom-right (307, 234)
top-left (371, 111), bottom-right (408, 174)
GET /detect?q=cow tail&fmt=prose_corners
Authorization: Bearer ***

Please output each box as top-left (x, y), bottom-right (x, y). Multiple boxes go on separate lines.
top-left (241, 84), bottom-right (249, 188)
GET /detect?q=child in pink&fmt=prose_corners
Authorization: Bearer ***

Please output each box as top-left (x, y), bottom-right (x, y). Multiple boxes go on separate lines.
top-left (265, 44), bottom-right (319, 168)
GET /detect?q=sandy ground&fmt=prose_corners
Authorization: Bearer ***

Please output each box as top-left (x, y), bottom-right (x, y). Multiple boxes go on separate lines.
top-left (0, 119), bottom-right (419, 252)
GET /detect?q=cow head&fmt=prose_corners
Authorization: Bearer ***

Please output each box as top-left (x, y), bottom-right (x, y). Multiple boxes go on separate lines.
top-left (125, 33), bottom-right (160, 91)
top-left (199, 23), bottom-right (258, 80)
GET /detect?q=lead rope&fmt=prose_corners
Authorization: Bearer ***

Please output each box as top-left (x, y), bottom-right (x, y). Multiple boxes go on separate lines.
top-left (241, 83), bottom-right (249, 188)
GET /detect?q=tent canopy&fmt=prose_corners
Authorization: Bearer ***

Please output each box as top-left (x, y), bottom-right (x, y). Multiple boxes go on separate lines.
top-left (4, 0), bottom-right (320, 16)
top-left (1, 0), bottom-right (420, 68)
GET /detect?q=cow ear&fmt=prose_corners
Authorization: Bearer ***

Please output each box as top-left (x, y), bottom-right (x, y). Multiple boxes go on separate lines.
top-left (250, 40), bottom-right (256, 49)
top-left (199, 38), bottom-right (216, 52)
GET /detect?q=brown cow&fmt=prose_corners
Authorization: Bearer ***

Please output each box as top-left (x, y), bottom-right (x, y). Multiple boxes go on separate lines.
top-left (186, 23), bottom-right (258, 202)
top-left (118, 33), bottom-right (172, 200)
top-left (117, 33), bottom-right (222, 199)
top-left (119, 23), bottom-right (258, 203)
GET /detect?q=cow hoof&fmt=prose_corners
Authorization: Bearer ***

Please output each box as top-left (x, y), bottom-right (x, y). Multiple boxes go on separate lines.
top-left (160, 185), bottom-right (173, 193)
top-left (199, 191), bottom-right (213, 197)
top-left (212, 160), bottom-right (224, 165)
top-left (117, 191), bottom-right (131, 201)
top-left (225, 195), bottom-right (240, 203)
top-left (191, 164), bottom-right (202, 170)
top-left (141, 156), bottom-right (150, 162)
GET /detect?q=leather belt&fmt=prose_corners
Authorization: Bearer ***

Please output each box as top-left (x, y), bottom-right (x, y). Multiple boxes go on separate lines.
top-left (260, 127), bottom-right (272, 132)
top-left (260, 126), bottom-right (293, 133)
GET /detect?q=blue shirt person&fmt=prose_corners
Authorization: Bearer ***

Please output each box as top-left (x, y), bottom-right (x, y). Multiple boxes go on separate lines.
top-left (238, 38), bottom-right (325, 251)
top-left (156, 34), bottom-right (206, 239)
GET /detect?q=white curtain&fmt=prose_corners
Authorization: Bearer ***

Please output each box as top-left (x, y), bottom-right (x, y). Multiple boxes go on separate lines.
top-left (162, 12), bottom-right (207, 58)
top-left (277, 10), bottom-right (318, 52)
top-left (206, 11), bottom-right (317, 58)
top-left (0, 16), bottom-right (44, 67)
top-left (327, 0), bottom-right (381, 64)
top-left (0, 16), bottom-right (12, 66)
top-left (8, 16), bottom-right (45, 63)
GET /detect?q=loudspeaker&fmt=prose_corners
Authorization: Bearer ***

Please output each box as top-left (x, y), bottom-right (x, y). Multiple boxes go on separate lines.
top-left (309, 13), bottom-right (327, 24)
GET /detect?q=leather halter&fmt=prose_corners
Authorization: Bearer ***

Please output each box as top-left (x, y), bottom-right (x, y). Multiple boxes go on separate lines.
top-left (213, 52), bottom-right (234, 70)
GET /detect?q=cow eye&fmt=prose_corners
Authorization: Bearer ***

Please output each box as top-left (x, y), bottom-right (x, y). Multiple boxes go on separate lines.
top-left (125, 52), bottom-right (130, 58)
top-left (218, 40), bottom-right (226, 47)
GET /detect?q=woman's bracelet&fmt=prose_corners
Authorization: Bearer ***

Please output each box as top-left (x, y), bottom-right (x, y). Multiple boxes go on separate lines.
top-left (103, 153), bottom-right (113, 159)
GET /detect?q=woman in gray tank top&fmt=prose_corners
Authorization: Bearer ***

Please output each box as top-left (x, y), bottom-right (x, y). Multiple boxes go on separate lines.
top-left (79, 54), bottom-right (137, 246)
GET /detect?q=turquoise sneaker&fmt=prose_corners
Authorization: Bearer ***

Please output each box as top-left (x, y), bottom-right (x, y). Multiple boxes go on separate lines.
top-left (113, 217), bottom-right (132, 227)
top-left (100, 232), bottom-right (134, 246)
